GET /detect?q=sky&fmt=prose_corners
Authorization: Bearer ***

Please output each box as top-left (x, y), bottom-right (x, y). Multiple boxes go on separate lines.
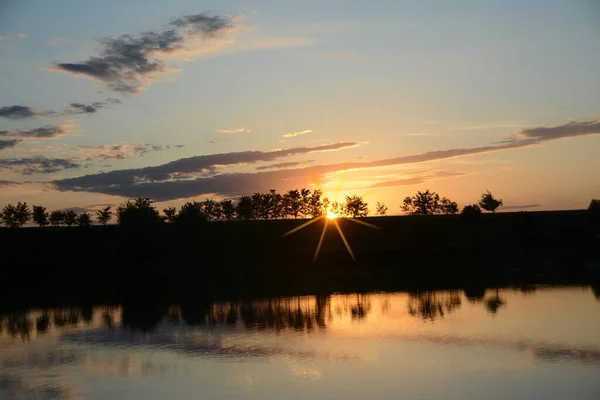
top-left (1, 0), bottom-right (599, 214)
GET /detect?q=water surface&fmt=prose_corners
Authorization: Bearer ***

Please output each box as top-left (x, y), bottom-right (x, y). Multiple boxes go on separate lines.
top-left (1, 286), bottom-right (599, 399)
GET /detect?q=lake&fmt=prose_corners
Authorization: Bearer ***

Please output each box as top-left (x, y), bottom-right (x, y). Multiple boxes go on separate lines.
top-left (1, 286), bottom-right (599, 399)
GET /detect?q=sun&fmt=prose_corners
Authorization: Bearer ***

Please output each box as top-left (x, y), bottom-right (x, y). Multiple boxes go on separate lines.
top-left (283, 168), bottom-right (380, 263)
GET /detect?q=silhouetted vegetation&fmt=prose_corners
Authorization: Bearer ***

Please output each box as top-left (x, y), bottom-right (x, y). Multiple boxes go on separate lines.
top-left (461, 204), bottom-right (482, 217)
top-left (375, 202), bottom-right (388, 216)
top-left (117, 198), bottom-right (162, 228)
top-left (0, 202), bottom-right (31, 227)
top-left (64, 210), bottom-right (77, 227)
top-left (479, 191), bottom-right (503, 213)
top-left (402, 190), bottom-right (458, 215)
top-left (96, 206), bottom-right (113, 225)
top-left (49, 210), bottom-right (65, 226)
top-left (77, 212), bottom-right (92, 228)
top-left (32, 205), bottom-right (49, 227)
top-left (344, 195), bottom-right (368, 217)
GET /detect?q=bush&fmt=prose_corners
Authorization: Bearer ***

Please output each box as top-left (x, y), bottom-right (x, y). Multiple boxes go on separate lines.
top-left (461, 204), bottom-right (482, 217)
top-left (117, 198), bottom-right (162, 228)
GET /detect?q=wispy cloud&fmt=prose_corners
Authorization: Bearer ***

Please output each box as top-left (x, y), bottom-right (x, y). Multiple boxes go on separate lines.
top-left (0, 156), bottom-right (80, 175)
top-left (51, 13), bottom-right (240, 93)
top-left (0, 139), bottom-right (21, 151)
top-left (0, 122), bottom-right (75, 139)
top-left (283, 129), bottom-right (313, 138)
top-left (503, 204), bottom-right (541, 210)
top-left (51, 118), bottom-right (600, 200)
top-left (0, 105), bottom-right (57, 119)
top-left (53, 142), bottom-right (357, 195)
top-left (370, 170), bottom-right (466, 188)
top-left (217, 127), bottom-right (250, 134)
top-left (255, 160), bottom-right (314, 171)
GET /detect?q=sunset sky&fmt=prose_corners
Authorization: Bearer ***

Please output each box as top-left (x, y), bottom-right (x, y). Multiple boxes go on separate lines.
top-left (1, 0), bottom-right (599, 214)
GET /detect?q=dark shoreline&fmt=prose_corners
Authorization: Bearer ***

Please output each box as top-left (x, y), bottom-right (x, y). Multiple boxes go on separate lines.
top-left (1, 210), bottom-right (599, 310)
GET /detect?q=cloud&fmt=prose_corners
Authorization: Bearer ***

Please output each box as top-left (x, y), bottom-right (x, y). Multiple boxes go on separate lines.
top-left (283, 129), bottom-right (313, 138)
top-left (53, 142), bottom-right (357, 196)
top-left (0, 123), bottom-right (74, 139)
top-left (0, 105), bottom-right (56, 119)
top-left (217, 127), bottom-right (249, 134)
top-left (106, 97), bottom-right (122, 104)
top-left (51, 13), bottom-right (239, 93)
top-left (67, 102), bottom-right (104, 114)
top-left (0, 156), bottom-right (80, 175)
top-left (255, 160), bottom-right (314, 170)
top-left (51, 119), bottom-right (600, 201)
top-left (370, 171), bottom-right (466, 188)
top-left (73, 142), bottom-right (174, 161)
top-left (516, 119), bottom-right (600, 141)
top-left (0, 139), bottom-right (21, 150)
top-left (0, 180), bottom-right (20, 187)
top-left (17, 33), bottom-right (27, 39)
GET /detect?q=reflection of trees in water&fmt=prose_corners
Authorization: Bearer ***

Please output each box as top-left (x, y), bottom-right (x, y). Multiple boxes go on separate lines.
top-left (408, 289), bottom-right (508, 320)
top-left (0, 306), bottom-right (116, 339)
top-left (408, 291), bottom-right (462, 321)
top-left (175, 294), bottom-right (372, 332)
top-left (485, 289), bottom-right (506, 315)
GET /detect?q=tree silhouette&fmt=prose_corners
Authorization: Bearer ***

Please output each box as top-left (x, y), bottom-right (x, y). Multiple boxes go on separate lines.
top-left (219, 200), bottom-right (236, 220)
top-left (202, 198), bottom-right (219, 221)
top-left (236, 195), bottom-right (253, 220)
top-left (0, 202), bottom-right (31, 227)
top-left (461, 204), bottom-right (482, 217)
top-left (439, 198), bottom-right (458, 214)
top-left (485, 288), bottom-right (506, 314)
top-left (117, 198), bottom-right (162, 228)
top-left (344, 195), bottom-right (369, 217)
top-left (375, 202), bottom-right (388, 216)
top-left (321, 197), bottom-right (331, 216)
top-left (330, 201), bottom-right (343, 217)
top-left (96, 206), bottom-right (112, 225)
top-left (300, 189), bottom-right (312, 217)
top-left (588, 199), bottom-right (600, 223)
top-left (77, 212), bottom-right (92, 227)
top-left (267, 189), bottom-right (283, 219)
top-left (402, 190), bottom-right (440, 215)
top-left (162, 206), bottom-right (177, 223)
top-left (63, 210), bottom-right (78, 226)
top-left (283, 189), bottom-right (302, 219)
top-left (479, 191), bottom-right (503, 213)
top-left (32, 205), bottom-right (49, 227)
top-left (175, 201), bottom-right (207, 226)
top-left (49, 210), bottom-right (65, 226)
top-left (307, 189), bottom-right (324, 218)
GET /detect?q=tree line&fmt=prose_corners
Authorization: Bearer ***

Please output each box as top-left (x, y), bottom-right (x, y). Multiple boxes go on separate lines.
top-left (1, 187), bottom-right (598, 228)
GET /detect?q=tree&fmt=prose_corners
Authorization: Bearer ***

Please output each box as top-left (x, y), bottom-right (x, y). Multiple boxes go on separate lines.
top-left (283, 189), bottom-right (302, 219)
top-left (77, 212), bottom-right (92, 227)
top-left (266, 190), bottom-right (283, 219)
top-left (49, 210), bottom-right (65, 226)
top-left (202, 199), bottom-right (218, 221)
top-left (117, 198), bottom-right (162, 228)
top-left (300, 188), bottom-right (311, 217)
top-left (175, 201), bottom-right (207, 226)
top-left (236, 196), bottom-right (253, 220)
top-left (402, 190), bottom-right (440, 215)
top-left (375, 202), bottom-right (388, 216)
top-left (461, 204), bottom-right (482, 217)
top-left (479, 191), bottom-right (503, 213)
top-left (307, 189), bottom-right (323, 218)
top-left (321, 197), bottom-right (330, 216)
top-left (96, 206), bottom-right (112, 225)
top-left (219, 200), bottom-right (236, 220)
top-left (344, 195), bottom-right (368, 217)
top-left (330, 201), bottom-right (343, 217)
top-left (32, 205), bottom-right (49, 227)
top-left (439, 198), bottom-right (458, 214)
top-left (162, 207), bottom-right (177, 223)
top-left (63, 210), bottom-right (78, 226)
top-left (588, 199), bottom-right (600, 214)
top-left (0, 202), bottom-right (31, 228)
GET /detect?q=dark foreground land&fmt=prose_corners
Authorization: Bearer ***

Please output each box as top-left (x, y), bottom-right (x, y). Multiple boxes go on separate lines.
top-left (1, 210), bottom-right (599, 309)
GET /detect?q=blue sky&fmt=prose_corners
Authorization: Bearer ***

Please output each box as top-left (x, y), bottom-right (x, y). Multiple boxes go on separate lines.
top-left (1, 0), bottom-right (599, 212)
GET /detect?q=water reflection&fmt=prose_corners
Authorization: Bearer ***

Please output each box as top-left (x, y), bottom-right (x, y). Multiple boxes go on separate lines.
top-left (1, 287), bottom-right (599, 399)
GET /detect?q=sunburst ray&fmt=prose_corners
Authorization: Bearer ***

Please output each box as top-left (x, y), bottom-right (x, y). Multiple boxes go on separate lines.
top-left (283, 215), bottom-right (325, 236)
top-left (345, 218), bottom-right (381, 229)
top-left (332, 219), bottom-right (355, 260)
top-left (313, 219), bottom-right (329, 263)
